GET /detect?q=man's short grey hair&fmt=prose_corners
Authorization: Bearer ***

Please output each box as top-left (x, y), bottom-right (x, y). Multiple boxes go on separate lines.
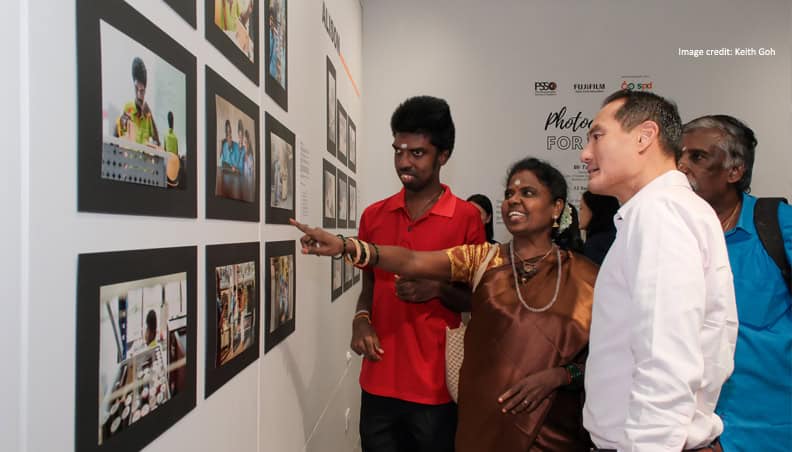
top-left (682, 115), bottom-right (756, 193)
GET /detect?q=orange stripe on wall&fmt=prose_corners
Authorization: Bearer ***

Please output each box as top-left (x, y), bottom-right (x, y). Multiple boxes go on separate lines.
top-left (338, 52), bottom-right (361, 98)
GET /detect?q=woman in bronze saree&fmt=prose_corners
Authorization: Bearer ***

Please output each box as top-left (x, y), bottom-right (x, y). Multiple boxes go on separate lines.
top-left (293, 157), bottom-right (597, 451)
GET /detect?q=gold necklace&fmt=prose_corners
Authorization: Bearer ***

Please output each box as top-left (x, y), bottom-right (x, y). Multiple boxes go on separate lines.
top-left (720, 200), bottom-right (741, 231)
top-left (509, 241), bottom-right (561, 313)
top-left (410, 187), bottom-right (444, 220)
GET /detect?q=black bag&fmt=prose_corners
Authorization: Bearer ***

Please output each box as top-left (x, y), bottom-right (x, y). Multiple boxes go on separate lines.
top-left (754, 197), bottom-right (791, 293)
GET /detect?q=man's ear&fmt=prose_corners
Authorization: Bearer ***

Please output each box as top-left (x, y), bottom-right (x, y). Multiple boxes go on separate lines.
top-left (727, 163), bottom-right (746, 185)
top-left (437, 149), bottom-right (450, 166)
top-left (636, 120), bottom-right (659, 152)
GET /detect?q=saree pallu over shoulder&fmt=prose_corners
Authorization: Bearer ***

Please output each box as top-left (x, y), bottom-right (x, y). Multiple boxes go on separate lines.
top-left (454, 247), bottom-right (597, 452)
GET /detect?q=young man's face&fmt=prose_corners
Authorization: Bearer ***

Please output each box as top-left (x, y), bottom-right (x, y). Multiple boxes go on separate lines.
top-left (225, 123), bottom-right (232, 142)
top-left (391, 132), bottom-right (448, 192)
top-left (679, 128), bottom-right (742, 205)
top-left (581, 99), bottom-right (642, 202)
top-left (134, 80), bottom-right (146, 109)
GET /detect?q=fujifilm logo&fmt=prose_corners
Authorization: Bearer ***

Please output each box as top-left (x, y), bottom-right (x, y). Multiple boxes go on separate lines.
top-left (573, 82), bottom-right (606, 93)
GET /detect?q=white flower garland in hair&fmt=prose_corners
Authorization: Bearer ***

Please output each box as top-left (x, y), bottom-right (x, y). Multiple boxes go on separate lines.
top-left (558, 202), bottom-right (573, 233)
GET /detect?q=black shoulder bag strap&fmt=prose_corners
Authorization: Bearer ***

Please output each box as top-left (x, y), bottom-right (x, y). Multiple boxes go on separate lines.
top-left (754, 197), bottom-right (791, 293)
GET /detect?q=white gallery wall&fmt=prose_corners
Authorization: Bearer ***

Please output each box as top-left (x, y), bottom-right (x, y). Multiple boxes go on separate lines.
top-left (361, 0), bottom-right (792, 243)
top-left (5, 0), bottom-right (365, 451)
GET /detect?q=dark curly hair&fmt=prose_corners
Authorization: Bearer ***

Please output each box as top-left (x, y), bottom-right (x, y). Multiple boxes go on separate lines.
top-left (390, 96), bottom-right (455, 156)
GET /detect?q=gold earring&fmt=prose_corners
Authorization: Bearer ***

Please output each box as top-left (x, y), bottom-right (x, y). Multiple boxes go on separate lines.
top-left (553, 216), bottom-right (559, 228)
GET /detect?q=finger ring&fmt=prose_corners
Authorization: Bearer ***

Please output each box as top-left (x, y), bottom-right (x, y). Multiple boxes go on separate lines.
top-left (522, 399), bottom-right (530, 405)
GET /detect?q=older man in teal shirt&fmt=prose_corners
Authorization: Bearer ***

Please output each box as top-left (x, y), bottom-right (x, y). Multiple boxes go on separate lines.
top-left (680, 114), bottom-right (792, 452)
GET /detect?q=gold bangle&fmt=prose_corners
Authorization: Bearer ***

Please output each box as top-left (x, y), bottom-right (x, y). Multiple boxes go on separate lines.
top-left (358, 240), bottom-right (372, 268)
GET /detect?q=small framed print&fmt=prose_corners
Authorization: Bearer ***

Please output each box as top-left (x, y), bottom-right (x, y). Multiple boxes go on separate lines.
top-left (331, 257), bottom-right (343, 302)
top-left (343, 260), bottom-right (354, 291)
top-left (265, 241), bottom-right (296, 352)
top-left (336, 170), bottom-right (348, 229)
top-left (348, 118), bottom-right (356, 173)
top-left (265, 113), bottom-right (296, 224)
top-left (337, 102), bottom-right (348, 167)
top-left (76, 246), bottom-right (197, 452)
top-left (352, 265), bottom-right (361, 284)
top-left (205, 66), bottom-right (260, 222)
top-left (205, 0), bottom-right (259, 84)
top-left (164, 0), bottom-right (197, 27)
top-left (77, 0), bottom-right (197, 217)
top-left (326, 57), bottom-right (336, 157)
top-left (322, 159), bottom-right (336, 228)
top-left (264, 0), bottom-right (288, 110)
top-left (205, 242), bottom-right (260, 398)
top-left (348, 178), bottom-right (357, 229)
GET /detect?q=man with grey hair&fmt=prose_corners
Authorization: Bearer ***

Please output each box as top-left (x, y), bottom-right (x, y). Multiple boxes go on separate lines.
top-left (679, 115), bottom-right (792, 452)
top-left (581, 90), bottom-right (737, 452)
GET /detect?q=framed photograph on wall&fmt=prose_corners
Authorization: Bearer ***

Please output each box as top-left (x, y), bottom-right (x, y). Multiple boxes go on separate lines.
top-left (164, 0), bottom-right (197, 27)
top-left (265, 113), bottom-right (295, 224)
top-left (205, 242), bottom-right (260, 398)
top-left (337, 102), bottom-right (348, 167)
top-left (343, 260), bottom-right (354, 291)
top-left (205, 66), bottom-right (260, 221)
top-left (331, 257), bottom-right (343, 301)
top-left (264, 0), bottom-right (287, 110)
top-left (336, 170), bottom-right (348, 229)
top-left (352, 265), bottom-right (361, 284)
top-left (77, 0), bottom-right (197, 217)
top-left (348, 118), bottom-right (356, 172)
top-left (205, 0), bottom-right (259, 84)
top-left (76, 246), bottom-right (197, 452)
top-left (326, 57), bottom-right (336, 157)
top-left (265, 241), bottom-right (296, 352)
top-left (348, 178), bottom-right (357, 229)
top-left (322, 159), bottom-right (336, 228)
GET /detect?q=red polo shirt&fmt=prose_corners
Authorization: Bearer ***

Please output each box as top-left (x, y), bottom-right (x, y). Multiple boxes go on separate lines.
top-left (358, 185), bottom-right (485, 404)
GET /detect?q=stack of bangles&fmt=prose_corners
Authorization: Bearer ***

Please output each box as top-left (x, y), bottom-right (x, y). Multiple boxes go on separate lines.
top-left (334, 235), bottom-right (380, 268)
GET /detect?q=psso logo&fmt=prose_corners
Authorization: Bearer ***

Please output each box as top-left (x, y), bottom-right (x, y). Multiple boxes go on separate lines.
top-left (620, 80), bottom-right (653, 91)
top-left (534, 81), bottom-right (557, 95)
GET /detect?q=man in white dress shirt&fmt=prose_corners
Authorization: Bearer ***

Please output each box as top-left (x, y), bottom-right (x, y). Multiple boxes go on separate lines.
top-left (580, 90), bottom-right (738, 452)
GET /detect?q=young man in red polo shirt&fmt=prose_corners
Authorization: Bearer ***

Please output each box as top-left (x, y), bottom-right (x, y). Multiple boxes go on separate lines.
top-left (351, 96), bottom-right (485, 452)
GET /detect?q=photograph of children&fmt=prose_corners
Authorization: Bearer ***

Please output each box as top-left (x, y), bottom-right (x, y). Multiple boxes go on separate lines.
top-left (215, 261), bottom-right (256, 366)
top-left (348, 118), bottom-right (357, 172)
top-left (331, 257), bottom-right (343, 301)
top-left (326, 57), bottom-right (336, 156)
top-left (78, 0), bottom-right (197, 218)
top-left (322, 159), bottom-right (336, 228)
top-left (100, 21), bottom-right (188, 190)
top-left (205, 67), bottom-right (260, 222)
top-left (337, 102), bottom-right (348, 166)
top-left (214, 95), bottom-right (256, 203)
top-left (348, 178), bottom-right (357, 229)
top-left (205, 242), bottom-right (260, 398)
top-left (265, 113), bottom-right (296, 224)
top-left (205, 0), bottom-right (259, 83)
top-left (264, 241), bottom-right (296, 352)
top-left (337, 170), bottom-right (348, 229)
top-left (76, 246), bottom-right (196, 452)
top-left (264, 0), bottom-right (288, 110)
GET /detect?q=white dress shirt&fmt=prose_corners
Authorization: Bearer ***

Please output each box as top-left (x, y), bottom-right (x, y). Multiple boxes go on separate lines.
top-left (583, 170), bottom-right (738, 451)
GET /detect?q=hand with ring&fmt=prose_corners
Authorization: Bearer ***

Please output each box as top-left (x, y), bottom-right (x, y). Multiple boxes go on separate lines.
top-left (497, 367), bottom-right (568, 415)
